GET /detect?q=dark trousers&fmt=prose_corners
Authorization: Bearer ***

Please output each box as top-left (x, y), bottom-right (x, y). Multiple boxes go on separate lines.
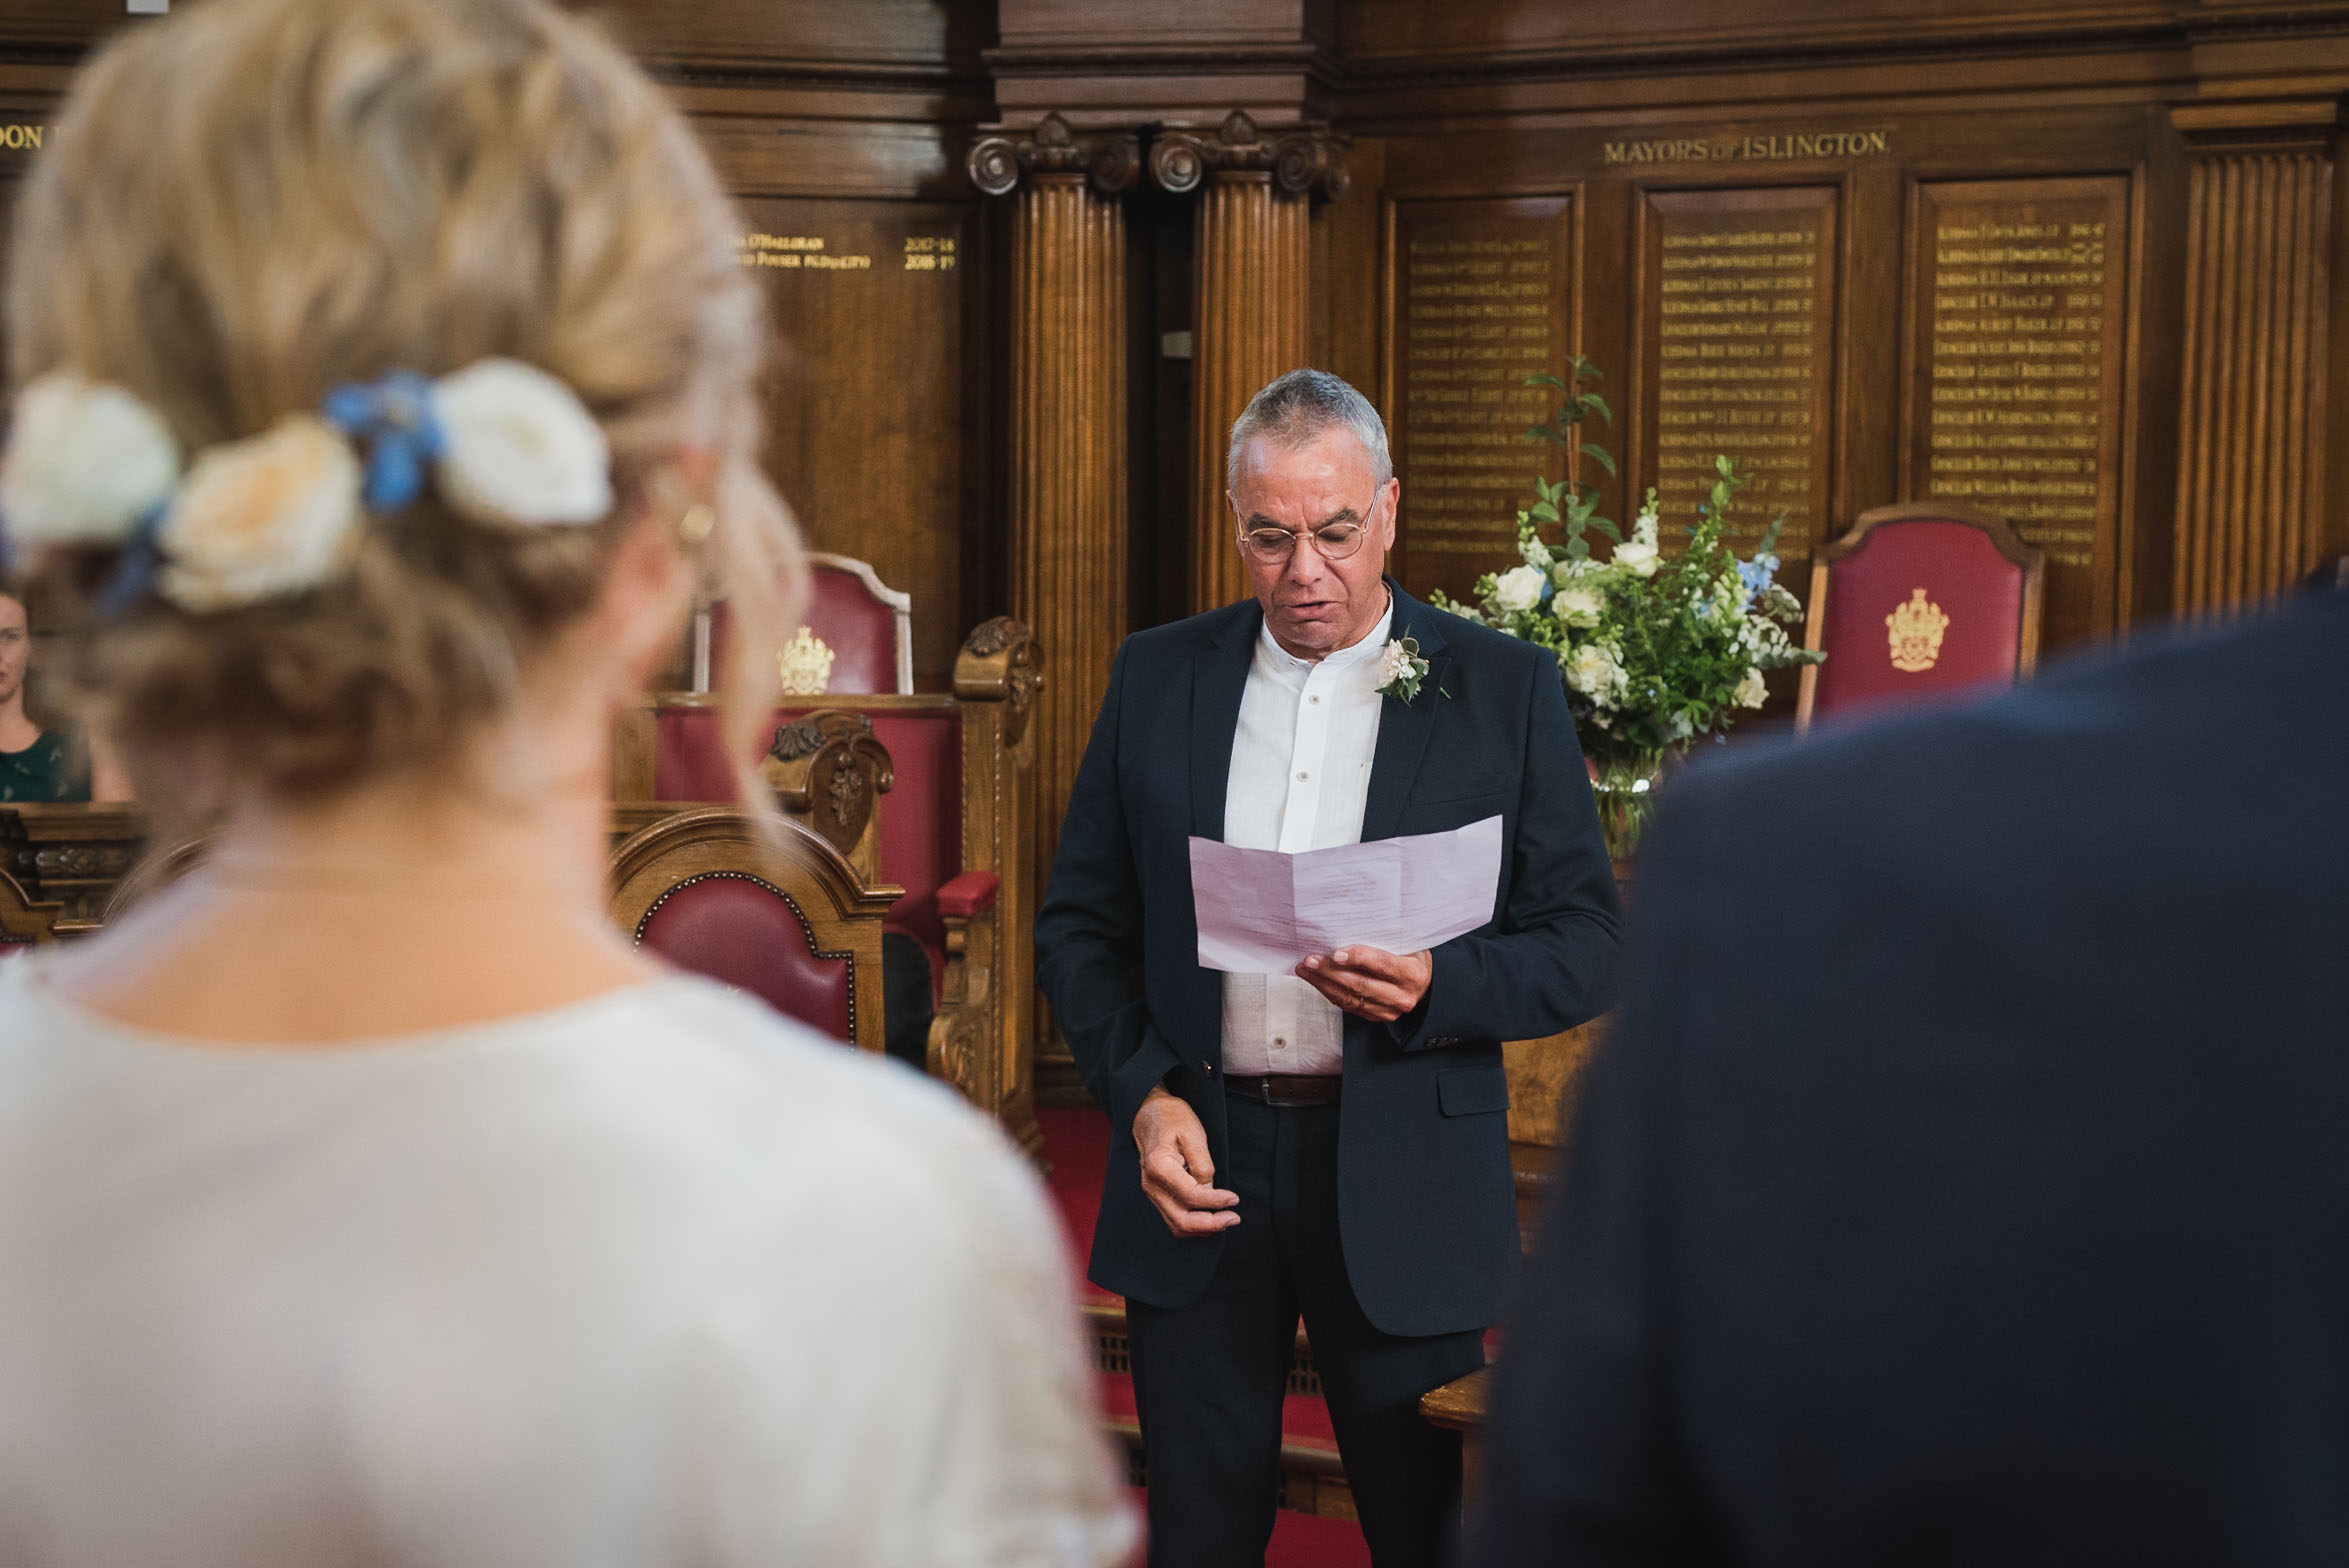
top-left (1125, 1091), bottom-right (1488, 1568)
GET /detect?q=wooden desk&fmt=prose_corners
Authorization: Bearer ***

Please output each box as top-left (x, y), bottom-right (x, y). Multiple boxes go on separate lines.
top-left (1420, 1364), bottom-right (1493, 1493)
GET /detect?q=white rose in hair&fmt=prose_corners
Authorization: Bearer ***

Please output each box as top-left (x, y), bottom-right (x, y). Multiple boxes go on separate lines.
top-left (157, 417), bottom-right (363, 612)
top-left (0, 374), bottom-right (181, 547)
top-left (1490, 563), bottom-right (1546, 613)
top-left (433, 358), bottom-right (613, 527)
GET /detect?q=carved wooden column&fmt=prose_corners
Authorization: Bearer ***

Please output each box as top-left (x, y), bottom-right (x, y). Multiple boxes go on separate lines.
top-left (1153, 115), bottom-right (1348, 613)
top-left (2170, 101), bottom-right (2338, 614)
top-left (968, 115), bottom-right (1137, 1016)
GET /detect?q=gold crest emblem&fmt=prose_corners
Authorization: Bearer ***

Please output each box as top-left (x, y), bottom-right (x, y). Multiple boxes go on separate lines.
top-left (1885, 588), bottom-right (1950, 673)
top-left (777, 625), bottom-right (837, 694)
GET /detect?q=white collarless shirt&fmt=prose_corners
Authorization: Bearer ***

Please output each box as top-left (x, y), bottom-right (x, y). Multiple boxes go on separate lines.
top-left (1219, 598), bottom-right (1394, 1077)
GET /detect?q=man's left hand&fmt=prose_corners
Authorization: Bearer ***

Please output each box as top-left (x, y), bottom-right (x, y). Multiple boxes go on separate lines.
top-left (1296, 945), bottom-right (1432, 1023)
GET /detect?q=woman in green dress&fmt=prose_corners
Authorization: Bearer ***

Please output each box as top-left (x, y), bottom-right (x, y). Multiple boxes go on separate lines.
top-left (0, 589), bottom-right (86, 803)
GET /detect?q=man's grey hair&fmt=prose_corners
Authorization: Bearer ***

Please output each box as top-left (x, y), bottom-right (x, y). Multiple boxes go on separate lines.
top-left (1225, 369), bottom-right (1394, 492)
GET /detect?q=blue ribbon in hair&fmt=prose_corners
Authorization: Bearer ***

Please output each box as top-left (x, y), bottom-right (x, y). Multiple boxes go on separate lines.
top-left (322, 369), bottom-right (446, 514)
top-left (91, 501), bottom-right (168, 618)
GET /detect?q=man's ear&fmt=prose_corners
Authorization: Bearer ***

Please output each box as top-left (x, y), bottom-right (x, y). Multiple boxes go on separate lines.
top-left (1378, 477), bottom-right (1402, 546)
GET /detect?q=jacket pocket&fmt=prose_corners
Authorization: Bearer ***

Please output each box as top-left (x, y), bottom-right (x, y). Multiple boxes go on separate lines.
top-left (1411, 771), bottom-right (1508, 809)
top-left (1436, 1065), bottom-right (1510, 1117)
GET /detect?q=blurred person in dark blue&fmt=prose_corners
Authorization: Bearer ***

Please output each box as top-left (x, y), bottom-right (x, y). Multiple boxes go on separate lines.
top-left (1468, 584), bottom-right (2349, 1567)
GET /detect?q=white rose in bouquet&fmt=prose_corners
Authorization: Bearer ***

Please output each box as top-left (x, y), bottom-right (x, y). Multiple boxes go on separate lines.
top-left (1733, 666), bottom-right (1769, 709)
top-left (1552, 580), bottom-right (1605, 628)
top-left (1565, 641), bottom-right (1627, 706)
top-left (1490, 562), bottom-right (1546, 613)
top-left (1611, 537), bottom-right (1659, 577)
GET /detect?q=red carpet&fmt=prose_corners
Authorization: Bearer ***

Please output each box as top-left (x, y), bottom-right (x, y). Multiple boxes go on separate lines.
top-left (1040, 1107), bottom-right (1367, 1567)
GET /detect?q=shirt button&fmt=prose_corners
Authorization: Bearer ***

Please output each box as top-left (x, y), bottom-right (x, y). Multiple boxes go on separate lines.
top-left (1309, 695), bottom-right (1320, 704)
top-left (1297, 770), bottom-right (1309, 781)
top-left (1273, 1036), bottom-right (1286, 1048)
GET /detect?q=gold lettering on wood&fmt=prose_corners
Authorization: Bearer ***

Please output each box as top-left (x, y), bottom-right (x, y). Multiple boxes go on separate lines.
top-left (1914, 181), bottom-right (2128, 614)
top-left (1604, 130), bottom-right (1889, 166)
top-left (1393, 198), bottom-right (1574, 599)
top-left (736, 233), bottom-right (873, 272)
top-left (0, 124), bottom-right (45, 152)
top-left (1645, 191), bottom-right (1838, 563)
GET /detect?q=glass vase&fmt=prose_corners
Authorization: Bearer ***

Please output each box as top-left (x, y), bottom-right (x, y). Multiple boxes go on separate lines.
top-left (1589, 747), bottom-right (1668, 866)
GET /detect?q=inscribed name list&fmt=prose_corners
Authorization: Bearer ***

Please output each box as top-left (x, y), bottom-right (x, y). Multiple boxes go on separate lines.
top-left (1646, 189), bottom-right (1837, 564)
top-left (1393, 198), bottom-right (1573, 600)
top-left (1914, 176), bottom-right (2127, 640)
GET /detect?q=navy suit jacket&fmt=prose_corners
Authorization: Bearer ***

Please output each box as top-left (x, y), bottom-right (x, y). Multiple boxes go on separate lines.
top-left (1470, 589), bottom-right (2349, 1565)
top-left (1036, 582), bottom-right (1622, 1337)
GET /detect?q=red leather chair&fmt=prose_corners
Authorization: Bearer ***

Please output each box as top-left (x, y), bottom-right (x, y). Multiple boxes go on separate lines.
top-left (608, 806), bottom-right (898, 1051)
top-left (1797, 501), bottom-right (2045, 732)
top-left (622, 619), bottom-right (1044, 1155)
top-left (702, 552), bottom-right (914, 698)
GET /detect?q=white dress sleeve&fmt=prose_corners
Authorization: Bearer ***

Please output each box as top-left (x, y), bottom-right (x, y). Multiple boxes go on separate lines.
top-left (668, 1104), bottom-right (1139, 1567)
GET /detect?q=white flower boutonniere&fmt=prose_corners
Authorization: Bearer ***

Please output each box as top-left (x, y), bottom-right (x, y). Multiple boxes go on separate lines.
top-left (1375, 635), bottom-right (1430, 702)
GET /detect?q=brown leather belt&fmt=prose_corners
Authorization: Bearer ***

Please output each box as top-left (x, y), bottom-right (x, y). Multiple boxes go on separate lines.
top-left (1224, 1073), bottom-right (1342, 1108)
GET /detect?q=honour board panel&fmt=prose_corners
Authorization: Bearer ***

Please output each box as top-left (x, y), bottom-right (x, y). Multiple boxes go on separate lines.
top-left (1633, 185), bottom-right (1840, 578)
top-left (1386, 194), bottom-right (1578, 605)
top-left (1904, 175), bottom-right (2133, 646)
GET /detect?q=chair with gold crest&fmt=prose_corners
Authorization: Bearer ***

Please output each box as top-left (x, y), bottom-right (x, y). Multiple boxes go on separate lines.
top-left (617, 552), bottom-right (1045, 1157)
top-left (1797, 501), bottom-right (2046, 732)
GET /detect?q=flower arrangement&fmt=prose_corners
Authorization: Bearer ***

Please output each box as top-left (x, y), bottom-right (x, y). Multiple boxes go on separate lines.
top-left (1430, 360), bottom-right (1821, 854)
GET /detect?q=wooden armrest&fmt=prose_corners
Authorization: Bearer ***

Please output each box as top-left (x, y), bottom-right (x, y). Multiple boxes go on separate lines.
top-left (937, 869), bottom-right (1001, 918)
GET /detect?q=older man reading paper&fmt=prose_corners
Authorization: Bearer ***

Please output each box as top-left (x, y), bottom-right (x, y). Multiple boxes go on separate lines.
top-left (1038, 369), bottom-right (1622, 1566)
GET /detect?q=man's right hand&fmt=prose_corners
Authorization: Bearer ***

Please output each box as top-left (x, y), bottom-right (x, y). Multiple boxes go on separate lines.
top-left (1133, 1086), bottom-right (1240, 1237)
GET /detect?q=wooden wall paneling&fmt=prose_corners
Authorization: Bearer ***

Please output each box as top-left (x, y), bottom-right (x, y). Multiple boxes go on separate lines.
top-left (1010, 175), bottom-right (1126, 1100)
top-left (1188, 172), bottom-right (1310, 612)
top-left (735, 195), bottom-right (981, 692)
top-left (1310, 136), bottom-right (1386, 448)
top-left (2169, 102), bottom-right (2337, 613)
top-left (1901, 174), bottom-right (2134, 648)
top-left (1837, 160), bottom-right (1908, 559)
top-left (1631, 184), bottom-right (1841, 589)
top-left (1147, 117), bottom-right (1345, 614)
top-left (1383, 193), bottom-right (1579, 605)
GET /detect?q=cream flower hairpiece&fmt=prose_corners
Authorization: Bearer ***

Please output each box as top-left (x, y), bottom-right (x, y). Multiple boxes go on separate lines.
top-left (0, 357), bottom-right (613, 614)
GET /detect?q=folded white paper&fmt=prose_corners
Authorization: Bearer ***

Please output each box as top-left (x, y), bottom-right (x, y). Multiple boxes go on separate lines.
top-left (1188, 815), bottom-right (1504, 975)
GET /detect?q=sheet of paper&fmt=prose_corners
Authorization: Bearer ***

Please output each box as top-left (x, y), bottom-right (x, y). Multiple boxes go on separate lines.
top-left (1189, 815), bottom-right (1504, 975)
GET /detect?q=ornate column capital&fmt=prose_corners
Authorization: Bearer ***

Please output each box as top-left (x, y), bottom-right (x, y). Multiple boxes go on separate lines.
top-left (1147, 111), bottom-right (1349, 200)
top-left (968, 111), bottom-right (1142, 197)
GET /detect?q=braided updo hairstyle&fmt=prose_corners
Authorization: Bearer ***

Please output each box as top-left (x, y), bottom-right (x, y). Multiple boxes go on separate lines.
top-left (5, 0), bottom-right (801, 803)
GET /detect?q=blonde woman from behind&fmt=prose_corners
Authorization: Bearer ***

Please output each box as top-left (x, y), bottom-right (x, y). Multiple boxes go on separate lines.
top-left (0, 1), bottom-right (1134, 1563)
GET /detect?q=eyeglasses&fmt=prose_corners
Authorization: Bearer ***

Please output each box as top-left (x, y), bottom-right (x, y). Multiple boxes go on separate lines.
top-left (1236, 503), bottom-right (1379, 566)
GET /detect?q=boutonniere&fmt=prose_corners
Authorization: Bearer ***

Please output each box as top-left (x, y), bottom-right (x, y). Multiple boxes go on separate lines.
top-left (1375, 635), bottom-right (1430, 702)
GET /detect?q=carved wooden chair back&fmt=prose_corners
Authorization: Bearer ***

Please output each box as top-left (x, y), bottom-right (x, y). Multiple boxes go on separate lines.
top-left (1797, 501), bottom-right (2046, 732)
top-left (608, 806), bottom-right (898, 1051)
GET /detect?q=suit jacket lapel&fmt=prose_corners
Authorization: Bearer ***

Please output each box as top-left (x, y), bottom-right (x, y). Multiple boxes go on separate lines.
top-left (1362, 581), bottom-right (1452, 844)
top-left (1190, 603), bottom-right (1260, 842)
